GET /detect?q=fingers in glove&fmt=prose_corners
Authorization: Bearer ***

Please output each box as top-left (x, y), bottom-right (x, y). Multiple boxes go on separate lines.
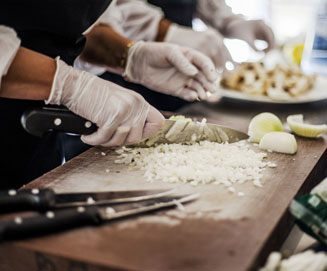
top-left (248, 21), bottom-right (275, 52)
top-left (258, 23), bottom-right (275, 52)
top-left (125, 125), bottom-right (145, 145)
top-left (211, 45), bottom-right (233, 69)
top-left (177, 88), bottom-right (200, 101)
top-left (101, 126), bottom-right (131, 147)
top-left (142, 106), bottom-right (165, 139)
top-left (244, 35), bottom-right (259, 52)
top-left (194, 72), bottom-right (217, 94)
top-left (167, 49), bottom-right (198, 76)
top-left (222, 47), bottom-right (234, 66)
top-left (81, 124), bottom-right (119, 146)
top-left (206, 92), bottom-right (221, 103)
top-left (184, 78), bottom-right (207, 100)
top-left (182, 48), bottom-right (217, 83)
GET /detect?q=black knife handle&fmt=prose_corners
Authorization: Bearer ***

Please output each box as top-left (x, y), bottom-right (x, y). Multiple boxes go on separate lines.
top-left (21, 107), bottom-right (98, 137)
top-left (0, 206), bottom-right (101, 241)
top-left (0, 189), bottom-right (56, 213)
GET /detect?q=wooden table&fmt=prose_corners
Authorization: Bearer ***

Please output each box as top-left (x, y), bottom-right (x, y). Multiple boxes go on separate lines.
top-left (1, 97), bottom-right (327, 271)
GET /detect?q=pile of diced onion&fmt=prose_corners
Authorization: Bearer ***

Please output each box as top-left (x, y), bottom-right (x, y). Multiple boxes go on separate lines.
top-left (115, 140), bottom-right (276, 188)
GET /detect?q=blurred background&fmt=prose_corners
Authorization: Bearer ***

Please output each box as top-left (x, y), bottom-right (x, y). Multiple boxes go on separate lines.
top-left (193, 0), bottom-right (326, 74)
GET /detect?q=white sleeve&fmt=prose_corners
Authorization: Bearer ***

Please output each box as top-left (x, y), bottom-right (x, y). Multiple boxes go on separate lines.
top-left (98, 0), bottom-right (164, 41)
top-left (0, 25), bottom-right (21, 87)
top-left (195, 0), bottom-right (242, 31)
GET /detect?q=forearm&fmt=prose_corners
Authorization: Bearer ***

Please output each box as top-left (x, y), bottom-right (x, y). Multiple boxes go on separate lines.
top-left (79, 20), bottom-right (171, 70)
top-left (155, 19), bottom-right (171, 42)
top-left (0, 47), bottom-right (55, 100)
top-left (79, 24), bottom-right (132, 69)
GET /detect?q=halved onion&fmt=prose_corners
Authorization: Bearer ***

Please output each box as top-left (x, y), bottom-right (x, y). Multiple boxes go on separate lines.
top-left (248, 112), bottom-right (284, 143)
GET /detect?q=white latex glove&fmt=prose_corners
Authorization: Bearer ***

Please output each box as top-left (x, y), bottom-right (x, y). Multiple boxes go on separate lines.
top-left (124, 41), bottom-right (218, 101)
top-left (0, 25), bottom-right (21, 85)
top-left (165, 24), bottom-right (232, 69)
top-left (46, 57), bottom-right (164, 147)
top-left (224, 19), bottom-right (275, 52)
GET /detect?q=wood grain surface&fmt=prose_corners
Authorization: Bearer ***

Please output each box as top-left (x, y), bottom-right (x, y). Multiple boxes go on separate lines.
top-left (3, 110), bottom-right (327, 271)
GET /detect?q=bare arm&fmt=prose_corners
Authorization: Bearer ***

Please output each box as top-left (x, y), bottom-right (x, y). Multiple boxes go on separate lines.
top-left (0, 46), bottom-right (56, 100)
top-left (79, 23), bottom-right (132, 69)
top-left (79, 21), bottom-right (171, 70)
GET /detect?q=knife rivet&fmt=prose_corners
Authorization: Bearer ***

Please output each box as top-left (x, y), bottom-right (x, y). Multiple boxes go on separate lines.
top-left (85, 121), bottom-right (92, 128)
top-left (8, 190), bottom-right (16, 196)
top-left (31, 189), bottom-right (39, 194)
top-left (77, 206), bottom-right (85, 213)
top-left (14, 217), bottom-right (23, 224)
top-left (46, 211), bottom-right (55, 219)
top-left (87, 197), bottom-right (95, 205)
top-left (105, 207), bottom-right (116, 215)
top-left (54, 118), bottom-right (62, 126)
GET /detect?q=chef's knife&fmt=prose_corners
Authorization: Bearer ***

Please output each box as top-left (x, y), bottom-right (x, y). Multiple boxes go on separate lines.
top-left (21, 107), bottom-right (248, 144)
top-left (0, 188), bottom-right (174, 213)
top-left (0, 193), bottom-right (198, 241)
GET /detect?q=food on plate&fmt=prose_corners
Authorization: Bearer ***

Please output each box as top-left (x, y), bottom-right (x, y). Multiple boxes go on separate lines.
top-left (287, 114), bottom-right (327, 138)
top-left (220, 62), bottom-right (316, 100)
top-left (248, 112), bottom-right (284, 143)
top-left (259, 132), bottom-right (297, 154)
top-left (221, 62), bottom-right (266, 95)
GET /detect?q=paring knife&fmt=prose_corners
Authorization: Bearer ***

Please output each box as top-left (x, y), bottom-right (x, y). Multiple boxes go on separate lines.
top-left (21, 107), bottom-right (248, 144)
top-left (0, 188), bottom-right (174, 213)
top-left (0, 193), bottom-right (198, 241)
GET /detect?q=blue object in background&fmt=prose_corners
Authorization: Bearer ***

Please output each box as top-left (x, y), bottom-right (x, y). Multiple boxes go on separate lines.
top-left (301, 0), bottom-right (327, 74)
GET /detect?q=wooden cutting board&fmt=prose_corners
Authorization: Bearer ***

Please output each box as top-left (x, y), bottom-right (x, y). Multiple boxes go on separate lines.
top-left (1, 117), bottom-right (327, 271)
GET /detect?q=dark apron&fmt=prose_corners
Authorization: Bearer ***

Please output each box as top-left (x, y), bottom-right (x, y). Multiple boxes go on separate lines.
top-left (0, 0), bottom-right (111, 189)
top-left (148, 0), bottom-right (197, 27)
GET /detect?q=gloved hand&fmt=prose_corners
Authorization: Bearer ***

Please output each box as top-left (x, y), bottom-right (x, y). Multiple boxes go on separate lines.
top-left (224, 19), bottom-right (275, 52)
top-left (46, 57), bottom-right (164, 147)
top-left (124, 41), bottom-right (218, 101)
top-left (0, 25), bottom-right (21, 81)
top-left (164, 24), bottom-right (233, 69)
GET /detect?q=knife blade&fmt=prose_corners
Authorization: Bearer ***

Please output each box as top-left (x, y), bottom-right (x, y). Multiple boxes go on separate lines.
top-left (138, 119), bottom-right (249, 146)
top-left (22, 107), bottom-right (248, 144)
top-left (0, 193), bottom-right (198, 241)
top-left (0, 188), bottom-right (174, 213)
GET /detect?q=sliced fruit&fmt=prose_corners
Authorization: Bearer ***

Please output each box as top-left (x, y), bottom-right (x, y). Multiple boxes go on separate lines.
top-left (248, 112), bottom-right (284, 143)
top-left (287, 114), bottom-right (327, 138)
top-left (259, 132), bottom-right (297, 154)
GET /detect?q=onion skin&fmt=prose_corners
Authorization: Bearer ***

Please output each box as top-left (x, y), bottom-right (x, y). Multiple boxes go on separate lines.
top-left (287, 114), bottom-right (327, 138)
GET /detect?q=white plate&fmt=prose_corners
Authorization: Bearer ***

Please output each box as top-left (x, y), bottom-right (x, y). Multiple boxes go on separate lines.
top-left (218, 75), bottom-right (327, 104)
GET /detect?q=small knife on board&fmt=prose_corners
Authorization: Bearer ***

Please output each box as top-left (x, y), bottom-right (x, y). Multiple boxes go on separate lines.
top-left (0, 188), bottom-right (174, 213)
top-left (0, 193), bottom-right (198, 241)
top-left (21, 107), bottom-right (248, 144)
